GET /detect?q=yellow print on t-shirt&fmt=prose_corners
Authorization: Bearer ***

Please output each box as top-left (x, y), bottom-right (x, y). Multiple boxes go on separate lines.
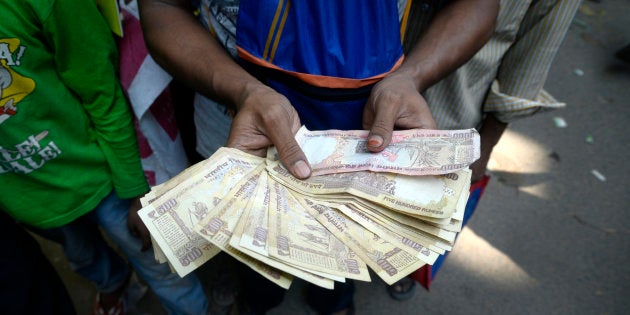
top-left (0, 38), bottom-right (35, 124)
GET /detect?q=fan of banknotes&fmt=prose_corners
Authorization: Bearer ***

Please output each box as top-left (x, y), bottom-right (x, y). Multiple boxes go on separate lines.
top-left (138, 127), bottom-right (480, 289)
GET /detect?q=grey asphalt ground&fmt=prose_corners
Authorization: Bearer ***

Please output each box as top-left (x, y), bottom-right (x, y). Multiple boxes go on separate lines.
top-left (36, 1), bottom-right (629, 314)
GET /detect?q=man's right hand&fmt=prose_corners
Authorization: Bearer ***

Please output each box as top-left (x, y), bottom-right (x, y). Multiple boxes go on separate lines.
top-left (226, 85), bottom-right (312, 179)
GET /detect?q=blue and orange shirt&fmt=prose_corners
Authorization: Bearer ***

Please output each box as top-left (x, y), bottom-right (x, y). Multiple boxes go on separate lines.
top-left (199, 0), bottom-right (413, 130)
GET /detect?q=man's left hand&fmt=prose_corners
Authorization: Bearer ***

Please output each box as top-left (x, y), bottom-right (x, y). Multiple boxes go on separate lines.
top-left (363, 72), bottom-right (437, 152)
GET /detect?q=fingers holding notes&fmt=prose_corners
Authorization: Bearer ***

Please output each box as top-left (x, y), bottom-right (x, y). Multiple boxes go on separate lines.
top-left (226, 87), bottom-right (311, 179)
top-left (363, 73), bottom-right (437, 153)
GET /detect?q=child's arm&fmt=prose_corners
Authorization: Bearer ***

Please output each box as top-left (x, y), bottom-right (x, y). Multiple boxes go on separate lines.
top-left (42, 0), bottom-right (149, 199)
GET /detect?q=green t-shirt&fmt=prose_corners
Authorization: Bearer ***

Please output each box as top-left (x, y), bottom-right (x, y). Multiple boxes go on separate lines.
top-left (0, 0), bottom-right (149, 228)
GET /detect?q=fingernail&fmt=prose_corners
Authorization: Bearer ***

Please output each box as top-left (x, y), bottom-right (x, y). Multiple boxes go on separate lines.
top-left (368, 135), bottom-right (383, 148)
top-left (294, 160), bottom-right (311, 179)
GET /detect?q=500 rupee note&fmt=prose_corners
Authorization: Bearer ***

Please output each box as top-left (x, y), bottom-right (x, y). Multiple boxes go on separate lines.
top-left (335, 204), bottom-right (440, 265)
top-left (267, 180), bottom-right (371, 282)
top-left (267, 161), bottom-right (470, 219)
top-left (193, 166), bottom-right (293, 289)
top-left (296, 196), bottom-right (426, 285)
top-left (138, 148), bottom-right (263, 276)
top-left (228, 173), bottom-right (336, 289)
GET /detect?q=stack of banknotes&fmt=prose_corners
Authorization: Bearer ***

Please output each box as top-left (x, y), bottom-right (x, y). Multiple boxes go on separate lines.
top-left (138, 127), bottom-right (480, 289)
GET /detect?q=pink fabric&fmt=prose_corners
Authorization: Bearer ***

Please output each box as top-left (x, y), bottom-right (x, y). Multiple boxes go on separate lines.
top-left (119, 10), bottom-right (146, 90)
top-left (149, 89), bottom-right (178, 141)
top-left (118, 6), bottom-right (188, 186)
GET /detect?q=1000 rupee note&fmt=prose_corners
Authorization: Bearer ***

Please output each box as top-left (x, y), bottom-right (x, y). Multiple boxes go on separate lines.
top-left (291, 127), bottom-right (480, 176)
top-left (267, 161), bottom-right (470, 219)
top-left (138, 148), bottom-right (263, 276)
top-left (296, 196), bottom-right (426, 285)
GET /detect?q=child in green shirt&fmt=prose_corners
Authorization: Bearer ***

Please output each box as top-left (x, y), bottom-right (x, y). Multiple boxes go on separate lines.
top-left (0, 0), bottom-right (208, 313)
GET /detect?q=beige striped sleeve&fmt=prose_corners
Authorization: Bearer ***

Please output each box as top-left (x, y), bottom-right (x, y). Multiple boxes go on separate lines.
top-left (486, 0), bottom-right (581, 123)
top-left (418, 0), bottom-right (580, 129)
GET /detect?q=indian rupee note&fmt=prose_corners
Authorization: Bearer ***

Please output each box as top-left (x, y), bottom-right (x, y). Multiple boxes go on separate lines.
top-left (343, 201), bottom-right (449, 254)
top-left (236, 171), bottom-right (271, 257)
top-left (194, 165), bottom-right (294, 289)
top-left (334, 204), bottom-right (440, 265)
top-left (296, 196), bottom-right (426, 285)
top-left (140, 156), bottom-right (216, 207)
top-left (267, 180), bottom-right (371, 281)
top-left (141, 156), bottom-right (219, 262)
top-left (267, 161), bottom-right (470, 219)
top-left (227, 173), bottom-right (336, 289)
top-left (138, 148), bottom-right (263, 277)
top-left (293, 126), bottom-right (480, 176)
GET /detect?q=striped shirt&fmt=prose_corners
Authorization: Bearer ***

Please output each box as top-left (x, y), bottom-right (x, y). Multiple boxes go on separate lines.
top-left (408, 0), bottom-right (581, 129)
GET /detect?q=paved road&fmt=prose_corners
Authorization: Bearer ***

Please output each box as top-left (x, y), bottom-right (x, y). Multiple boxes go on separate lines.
top-left (38, 1), bottom-right (629, 314)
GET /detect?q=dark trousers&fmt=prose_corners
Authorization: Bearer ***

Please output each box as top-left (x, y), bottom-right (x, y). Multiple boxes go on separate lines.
top-left (239, 264), bottom-right (354, 315)
top-left (0, 212), bottom-right (76, 315)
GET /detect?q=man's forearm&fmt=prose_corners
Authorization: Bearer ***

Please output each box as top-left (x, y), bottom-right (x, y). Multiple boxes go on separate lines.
top-left (138, 0), bottom-right (265, 109)
top-left (398, 0), bottom-right (499, 92)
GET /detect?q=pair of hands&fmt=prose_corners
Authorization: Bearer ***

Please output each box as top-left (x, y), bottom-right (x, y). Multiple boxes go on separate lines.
top-left (226, 69), bottom-right (499, 184)
top-left (226, 71), bottom-right (438, 180)
top-left (125, 72), bottom-right (497, 250)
